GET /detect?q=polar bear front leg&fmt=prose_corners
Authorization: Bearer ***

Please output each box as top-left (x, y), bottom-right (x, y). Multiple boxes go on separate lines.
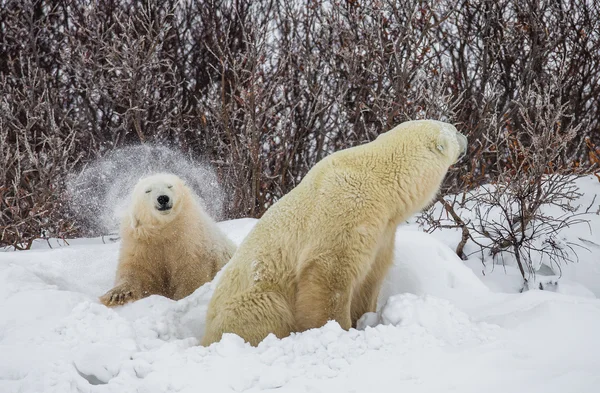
top-left (99, 266), bottom-right (164, 307)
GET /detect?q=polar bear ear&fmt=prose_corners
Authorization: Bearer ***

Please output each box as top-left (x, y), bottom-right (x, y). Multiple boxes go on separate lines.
top-left (434, 129), bottom-right (461, 160)
top-left (431, 133), bottom-right (449, 157)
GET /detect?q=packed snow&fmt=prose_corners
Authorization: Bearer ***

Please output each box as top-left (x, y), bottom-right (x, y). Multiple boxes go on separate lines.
top-left (1, 178), bottom-right (600, 393)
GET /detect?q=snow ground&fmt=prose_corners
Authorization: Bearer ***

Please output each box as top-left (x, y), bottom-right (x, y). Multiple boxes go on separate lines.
top-left (1, 178), bottom-right (600, 393)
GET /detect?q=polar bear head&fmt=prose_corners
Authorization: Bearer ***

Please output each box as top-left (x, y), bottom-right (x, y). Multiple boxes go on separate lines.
top-left (382, 120), bottom-right (467, 165)
top-left (430, 120), bottom-right (468, 164)
top-left (129, 173), bottom-right (189, 227)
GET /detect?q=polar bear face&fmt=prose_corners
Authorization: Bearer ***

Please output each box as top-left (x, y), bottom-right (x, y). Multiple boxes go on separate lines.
top-left (130, 173), bottom-right (186, 225)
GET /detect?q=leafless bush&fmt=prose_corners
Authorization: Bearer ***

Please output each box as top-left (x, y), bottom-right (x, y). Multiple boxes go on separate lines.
top-left (196, 0), bottom-right (461, 216)
top-left (1, 0), bottom-right (600, 248)
top-left (0, 61), bottom-right (82, 248)
top-left (421, 82), bottom-right (596, 282)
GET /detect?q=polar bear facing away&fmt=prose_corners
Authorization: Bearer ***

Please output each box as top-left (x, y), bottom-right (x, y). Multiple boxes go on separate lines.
top-left (201, 120), bottom-right (467, 346)
top-left (100, 173), bottom-right (236, 307)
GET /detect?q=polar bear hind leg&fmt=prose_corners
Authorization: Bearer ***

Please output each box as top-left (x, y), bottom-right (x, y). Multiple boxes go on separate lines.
top-left (202, 290), bottom-right (295, 347)
top-left (295, 245), bottom-right (378, 332)
top-left (350, 227), bottom-right (396, 326)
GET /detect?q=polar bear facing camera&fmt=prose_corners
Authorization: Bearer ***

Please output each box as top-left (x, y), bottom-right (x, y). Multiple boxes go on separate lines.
top-left (202, 120), bottom-right (468, 346)
top-left (100, 173), bottom-right (236, 307)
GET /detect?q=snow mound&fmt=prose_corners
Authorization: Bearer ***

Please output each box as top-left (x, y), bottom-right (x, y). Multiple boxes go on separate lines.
top-left (1, 217), bottom-right (600, 392)
top-left (359, 293), bottom-right (495, 346)
top-left (217, 218), bottom-right (258, 246)
top-left (379, 230), bottom-right (489, 307)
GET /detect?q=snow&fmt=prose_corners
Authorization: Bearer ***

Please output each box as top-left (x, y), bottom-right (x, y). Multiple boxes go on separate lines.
top-left (1, 177), bottom-right (600, 392)
top-left (378, 230), bottom-right (490, 309)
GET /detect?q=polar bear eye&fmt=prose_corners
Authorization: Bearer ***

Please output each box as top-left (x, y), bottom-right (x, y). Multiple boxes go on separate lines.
top-left (145, 189), bottom-right (151, 193)
top-left (167, 185), bottom-right (173, 189)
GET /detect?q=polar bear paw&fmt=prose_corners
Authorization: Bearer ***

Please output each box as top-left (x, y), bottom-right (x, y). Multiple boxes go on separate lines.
top-left (99, 283), bottom-right (147, 307)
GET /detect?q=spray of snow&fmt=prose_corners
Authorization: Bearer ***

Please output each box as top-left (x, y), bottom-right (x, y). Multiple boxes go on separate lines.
top-left (65, 144), bottom-right (225, 235)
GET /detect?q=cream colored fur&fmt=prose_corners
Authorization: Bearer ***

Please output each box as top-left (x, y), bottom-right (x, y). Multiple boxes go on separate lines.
top-left (202, 120), bottom-right (468, 346)
top-left (100, 173), bottom-right (236, 307)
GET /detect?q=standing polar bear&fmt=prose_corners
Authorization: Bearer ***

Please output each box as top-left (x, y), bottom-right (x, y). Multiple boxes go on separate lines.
top-left (202, 120), bottom-right (467, 345)
top-left (202, 120), bottom-right (468, 346)
top-left (100, 173), bottom-right (236, 307)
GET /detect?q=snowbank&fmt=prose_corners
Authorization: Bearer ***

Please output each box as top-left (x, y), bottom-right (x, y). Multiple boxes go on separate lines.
top-left (1, 217), bottom-right (600, 392)
top-left (378, 230), bottom-right (490, 307)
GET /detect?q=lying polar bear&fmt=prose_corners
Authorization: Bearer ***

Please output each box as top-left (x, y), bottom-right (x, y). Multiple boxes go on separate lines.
top-left (100, 173), bottom-right (235, 307)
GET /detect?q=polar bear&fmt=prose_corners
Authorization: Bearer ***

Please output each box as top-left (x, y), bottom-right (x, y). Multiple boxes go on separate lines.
top-left (100, 173), bottom-right (236, 307)
top-left (201, 120), bottom-right (468, 346)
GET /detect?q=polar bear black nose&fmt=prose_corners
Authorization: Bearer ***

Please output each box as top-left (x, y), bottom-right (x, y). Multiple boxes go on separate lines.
top-left (157, 195), bottom-right (170, 205)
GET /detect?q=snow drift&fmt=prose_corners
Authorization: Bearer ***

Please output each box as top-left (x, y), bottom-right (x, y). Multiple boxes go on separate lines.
top-left (2, 172), bottom-right (600, 393)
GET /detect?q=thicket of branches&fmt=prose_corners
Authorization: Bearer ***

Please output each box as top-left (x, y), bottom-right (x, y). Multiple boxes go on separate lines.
top-left (1, 0), bottom-right (599, 252)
